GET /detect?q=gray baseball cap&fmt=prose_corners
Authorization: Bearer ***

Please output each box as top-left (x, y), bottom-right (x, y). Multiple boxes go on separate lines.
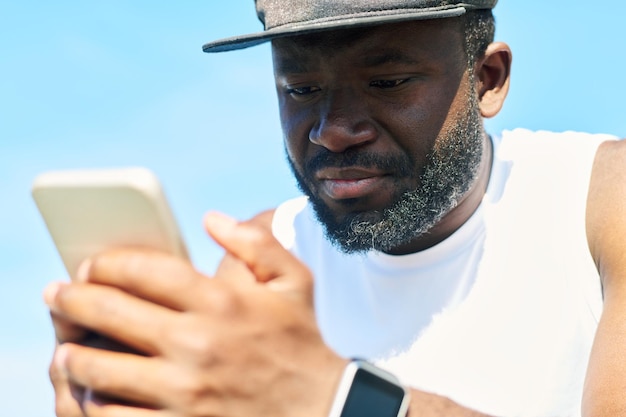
top-left (203, 0), bottom-right (497, 53)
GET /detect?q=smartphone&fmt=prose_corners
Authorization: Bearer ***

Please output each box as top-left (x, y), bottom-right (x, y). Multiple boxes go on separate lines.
top-left (32, 167), bottom-right (189, 280)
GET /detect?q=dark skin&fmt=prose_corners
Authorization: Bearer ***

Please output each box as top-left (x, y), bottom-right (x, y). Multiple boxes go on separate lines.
top-left (44, 16), bottom-right (626, 417)
top-left (273, 19), bottom-right (505, 253)
top-left (45, 20), bottom-right (510, 417)
top-left (583, 140), bottom-right (626, 416)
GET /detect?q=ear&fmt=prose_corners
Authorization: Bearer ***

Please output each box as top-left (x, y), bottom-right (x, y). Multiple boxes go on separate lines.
top-left (474, 42), bottom-right (512, 118)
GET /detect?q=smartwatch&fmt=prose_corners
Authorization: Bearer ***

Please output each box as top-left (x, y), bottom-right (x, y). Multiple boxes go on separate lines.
top-left (328, 359), bottom-right (410, 417)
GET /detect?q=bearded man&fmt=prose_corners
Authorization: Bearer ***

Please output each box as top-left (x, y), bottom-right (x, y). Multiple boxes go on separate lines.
top-left (45, 1), bottom-right (626, 417)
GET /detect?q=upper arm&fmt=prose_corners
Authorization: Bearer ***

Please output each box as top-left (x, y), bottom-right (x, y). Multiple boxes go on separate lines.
top-left (586, 139), bottom-right (626, 285)
top-left (583, 139), bottom-right (626, 416)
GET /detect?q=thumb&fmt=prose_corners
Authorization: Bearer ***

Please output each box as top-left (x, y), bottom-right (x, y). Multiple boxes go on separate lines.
top-left (203, 211), bottom-right (313, 303)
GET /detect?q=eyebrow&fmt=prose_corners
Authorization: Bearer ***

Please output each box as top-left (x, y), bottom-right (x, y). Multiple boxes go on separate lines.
top-left (273, 43), bottom-right (423, 75)
top-left (274, 57), bottom-right (311, 74)
top-left (360, 51), bottom-right (420, 68)
top-left (274, 52), bottom-right (420, 75)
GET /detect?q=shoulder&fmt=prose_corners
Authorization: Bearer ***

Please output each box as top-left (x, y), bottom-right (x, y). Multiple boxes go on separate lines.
top-left (582, 138), bottom-right (626, 416)
top-left (497, 129), bottom-right (614, 153)
top-left (586, 138), bottom-right (626, 287)
top-left (592, 137), bottom-right (626, 169)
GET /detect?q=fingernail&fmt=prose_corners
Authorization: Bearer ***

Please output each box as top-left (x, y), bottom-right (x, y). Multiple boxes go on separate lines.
top-left (204, 211), bottom-right (238, 234)
top-left (43, 282), bottom-right (63, 306)
top-left (76, 258), bottom-right (92, 282)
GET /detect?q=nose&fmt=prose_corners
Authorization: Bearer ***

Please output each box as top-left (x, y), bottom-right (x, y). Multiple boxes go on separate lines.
top-left (309, 88), bottom-right (377, 153)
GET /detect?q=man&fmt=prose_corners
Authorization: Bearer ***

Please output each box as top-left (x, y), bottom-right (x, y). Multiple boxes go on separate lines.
top-left (44, 1), bottom-right (626, 416)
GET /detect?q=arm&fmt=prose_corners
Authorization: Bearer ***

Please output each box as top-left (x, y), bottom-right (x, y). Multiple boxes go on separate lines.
top-left (408, 390), bottom-right (493, 417)
top-left (584, 139), bottom-right (626, 416)
top-left (44, 212), bottom-right (494, 417)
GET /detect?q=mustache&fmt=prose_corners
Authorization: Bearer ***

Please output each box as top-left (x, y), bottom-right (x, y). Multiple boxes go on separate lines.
top-left (304, 148), bottom-right (413, 177)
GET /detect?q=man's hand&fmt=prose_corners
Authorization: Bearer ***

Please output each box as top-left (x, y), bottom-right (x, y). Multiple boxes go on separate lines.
top-left (44, 211), bottom-right (346, 417)
top-left (47, 275), bottom-right (146, 416)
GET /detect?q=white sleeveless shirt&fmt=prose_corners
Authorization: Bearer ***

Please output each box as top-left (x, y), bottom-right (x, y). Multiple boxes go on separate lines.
top-left (272, 129), bottom-right (616, 417)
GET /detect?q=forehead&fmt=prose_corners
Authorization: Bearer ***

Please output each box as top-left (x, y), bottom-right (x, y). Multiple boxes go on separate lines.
top-left (271, 18), bottom-right (465, 69)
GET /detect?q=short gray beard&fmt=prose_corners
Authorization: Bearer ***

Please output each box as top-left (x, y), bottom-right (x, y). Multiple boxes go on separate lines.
top-left (288, 83), bottom-right (485, 254)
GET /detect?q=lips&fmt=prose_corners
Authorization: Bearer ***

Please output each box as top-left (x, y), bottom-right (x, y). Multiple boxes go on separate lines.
top-left (316, 167), bottom-right (390, 200)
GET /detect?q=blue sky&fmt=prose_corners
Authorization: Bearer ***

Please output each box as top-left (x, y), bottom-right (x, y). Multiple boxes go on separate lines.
top-left (1, 1), bottom-right (625, 416)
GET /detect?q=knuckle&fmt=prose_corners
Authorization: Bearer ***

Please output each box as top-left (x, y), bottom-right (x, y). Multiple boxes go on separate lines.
top-left (92, 292), bottom-right (121, 318)
top-left (184, 334), bottom-right (219, 364)
top-left (209, 284), bottom-right (242, 316)
top-left (240, 219), bottom-right (276, 247)
top-left (172, 371), bottom-right (216, 416)
top-left (53, 284), bottom-right (76, 311)
top-left (63, 345), bottom-right (112, 392)
top-left (86, 252), bottom-right (108, 279)
top-left (49, 358), bottom-right (64, 386)
top-left (296, 263), bottom-right (314, 286)
top-left (165, 321), bottom-right (219, 363)
top-left (196, 280), bottom-right (243, 317)
top-left (83, 365), bottom-right (113, 392)
top-left (90, 248), bottom-right (148, 283)
top-left (123, 250), bottom-right (153, 279)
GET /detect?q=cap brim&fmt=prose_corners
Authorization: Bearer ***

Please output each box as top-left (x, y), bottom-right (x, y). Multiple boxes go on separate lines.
top-left (203, 6), bottom-right (467, 53)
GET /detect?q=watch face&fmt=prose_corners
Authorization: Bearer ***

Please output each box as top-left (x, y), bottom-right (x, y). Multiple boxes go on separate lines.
top-left (341, 368), bottom-right (406, 417)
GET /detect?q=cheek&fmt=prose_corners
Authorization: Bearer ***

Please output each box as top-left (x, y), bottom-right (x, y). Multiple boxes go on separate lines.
top-left (380, 94), bottom-right (449, 161)
top-left (279, 102), bottom-right (313, 169)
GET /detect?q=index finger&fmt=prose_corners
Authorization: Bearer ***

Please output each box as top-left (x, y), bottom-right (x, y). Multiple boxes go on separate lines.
top-left (204, 212), bottom-right (313, 303)
top-left (79, 248), bottom-right (214, 312)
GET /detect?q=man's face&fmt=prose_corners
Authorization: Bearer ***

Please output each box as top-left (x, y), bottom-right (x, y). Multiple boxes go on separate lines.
top-left (272, 19), bottom-right (486, 254)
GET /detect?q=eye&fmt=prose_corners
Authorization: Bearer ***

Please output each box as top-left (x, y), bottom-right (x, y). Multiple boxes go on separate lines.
top-left (369, 78), bottom-right (410, 89)
top-left (286, 85), bottom-right (321, 98)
